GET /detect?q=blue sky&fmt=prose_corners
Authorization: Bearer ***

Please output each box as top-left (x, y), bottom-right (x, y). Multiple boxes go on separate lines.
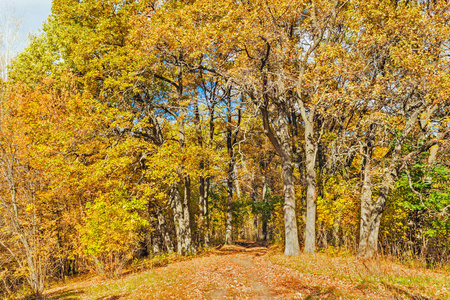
top-left (1, 0), bottom-right (53, 52)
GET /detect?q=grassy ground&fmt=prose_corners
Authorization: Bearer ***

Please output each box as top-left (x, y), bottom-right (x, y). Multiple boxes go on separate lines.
top-left (40, 246), bottom-right (450, 300)
top-left (268, 250), bottom-right (450, 299)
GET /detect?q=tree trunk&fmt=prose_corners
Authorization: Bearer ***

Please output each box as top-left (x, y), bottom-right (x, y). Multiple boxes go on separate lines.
top-left (225, 110), bottom-right (234, 245)
top-left (358, 173), bottom-right (393, 258)
top-left (157, 209), bottom-right (174, 253)
top-left (234, 164), bottom-right (242, 202)
top-left (303, 115), bottom-right (317, 254)
top-left (261, 100), bottom-right (301, 256)
top-left (194, 97), bottom-right (209, 247)
top-left (169, 182), bottom-right (195, 255)
top-left (358, 107), bottom-right (425, 258)
top-left (173, 80), bottom-right (196, 254)
top-left (251, 173), bottom-right (259, 240)
top-left (225, 161), bottom-right (233, 244)
top-left (203, 178), bottom-right (210, 246)
top-left (261, 179), bottom-right (268, 241)
top-left (357, 161), bottom-right (375, 257)
top-left (278, 112), bottom-right (301, 256)
top-left (224, 90), bottom-right (240, 245)
top-left (281, 151), bottom-right (301, 255)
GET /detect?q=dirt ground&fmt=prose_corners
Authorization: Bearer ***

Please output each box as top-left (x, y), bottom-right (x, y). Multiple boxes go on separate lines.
top-left (44, 242), bottom-right (396, 299)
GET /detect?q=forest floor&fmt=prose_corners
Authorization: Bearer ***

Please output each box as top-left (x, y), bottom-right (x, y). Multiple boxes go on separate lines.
top-left (43, 242), bottom-right (450, 300)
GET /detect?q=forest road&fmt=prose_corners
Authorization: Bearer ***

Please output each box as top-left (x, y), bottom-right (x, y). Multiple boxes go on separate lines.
top-left (205, 243), bottom-right (274, 299)
top-left (46, 242), bottom-right (386, 299)
top-left (185, 242), bottom-right (381, 299)
top-left (191, 242), bottom-right (307, 300)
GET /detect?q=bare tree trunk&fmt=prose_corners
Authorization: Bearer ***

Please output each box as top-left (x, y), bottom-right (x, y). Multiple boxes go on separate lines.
top-left (234, 164), bottom-right (242, 202)
top-left (424, 145), bottom-right (438, 184)
top-left (172, 86), bottom-right (195, 254)
top-left (261, 178), bottom-right (268, 241)
top-left (357, 107), bottom-right (428, 258)
top-left (250, 173), bottom-right (259, 240)
top-left (280, 148), bottom-right (300, 255)
top-left (225, 91), bottom-right (241, 245)
top-left (359, 173), bottom-right (393, 258)
top-left (203, 98), bottom-right (216, 247)
top-left (203, 178), bottom-right (210, 246)
top-left (225, 95), bottom-right (234, 245)
top-left (198, 176), bottom-right (207, 245)
top-left (278, 110), bottom-right (301, 256)
top-left (157, 209), bottom-right (174, 253)
top-left (357, 161), bottom-right (375, 257)
top-left (301, 104), bottom-right (317, 254)
top-left (170, 182), bottom-right (194, 255)
top-left (261, 99), bottom-right (301, 256)
top-left (194, 97), bottom-right (208, 247)
top-left (225, 161), bottom-right (233, 244)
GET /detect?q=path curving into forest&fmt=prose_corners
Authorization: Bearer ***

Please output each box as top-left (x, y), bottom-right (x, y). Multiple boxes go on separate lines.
top-left (45, 242), bottom-right (392, 299)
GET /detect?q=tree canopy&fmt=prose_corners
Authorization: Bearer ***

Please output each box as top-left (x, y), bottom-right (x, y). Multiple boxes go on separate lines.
top-left (0, 0), bottom-right (449, 297)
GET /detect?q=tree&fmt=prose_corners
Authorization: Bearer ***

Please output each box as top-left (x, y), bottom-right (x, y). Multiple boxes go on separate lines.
top-left (348, 0), bottom-right (450, 258)
top-left (0, 5), bottom-right (22, 81)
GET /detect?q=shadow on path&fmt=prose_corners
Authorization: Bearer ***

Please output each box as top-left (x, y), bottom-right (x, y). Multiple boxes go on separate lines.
top-left (46, 288), bottom-right (85, 300)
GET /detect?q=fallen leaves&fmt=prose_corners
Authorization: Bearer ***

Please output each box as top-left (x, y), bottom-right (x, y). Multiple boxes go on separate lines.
top-left (44, 246), bottom-right (450, 299)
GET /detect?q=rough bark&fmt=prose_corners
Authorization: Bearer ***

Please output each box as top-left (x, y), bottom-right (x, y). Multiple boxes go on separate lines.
top-left (169, 182), bottom-right (195, 255)
top-left (261, 176), bottom-right (268, 241)
top-left (261, 103), bottom-right (301, 256)
top-left (299, 100), bottom-right (317, 254)
top-left (261, 102), bottom-right (300, 256)
top-left (157, 209), bottom-right (174, 253)
top-left (171, 72), bottom-right (195, 255)
top-left (225, 93), bottom-right (235, 245)
top-left (357, 161), bottom-right (375, 257)
top-left (194, 97), bottom-right (209, 247)
top-left (225, 143), bottom-right (234, 244)
top-left (225, 161), bottom-right (234, 244)
top-left (251, 173), bottom-right (259, 240)
top-left (357, 106), bottom-right (436, 258)
top-left (234, 164), bottom-right (242, 202)
top-left (280, 144), bottom-right (301, 255)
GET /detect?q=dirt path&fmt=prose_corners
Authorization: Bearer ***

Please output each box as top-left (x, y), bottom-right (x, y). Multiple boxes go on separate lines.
top-left (200, 245), bottom-right (276, 299)
top-left (46, 243), bottom-right (384, 299)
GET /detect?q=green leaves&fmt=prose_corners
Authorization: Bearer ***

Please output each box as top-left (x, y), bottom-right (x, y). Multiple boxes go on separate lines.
top-left (78, 185), bottom-right (149, 278)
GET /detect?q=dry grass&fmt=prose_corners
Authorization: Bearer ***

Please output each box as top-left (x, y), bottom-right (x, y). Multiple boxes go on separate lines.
top-left (40, 246), bottom-right (450, 300)
top-left (268, 250), bottom-right (450, 299)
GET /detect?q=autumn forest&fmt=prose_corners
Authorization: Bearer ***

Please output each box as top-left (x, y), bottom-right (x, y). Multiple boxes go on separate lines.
top-left (0, 0), bottom-right (449, 298)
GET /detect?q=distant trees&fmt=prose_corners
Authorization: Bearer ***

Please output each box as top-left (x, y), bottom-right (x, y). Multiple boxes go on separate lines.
top-left (0, 6), bottom-right (22, 81)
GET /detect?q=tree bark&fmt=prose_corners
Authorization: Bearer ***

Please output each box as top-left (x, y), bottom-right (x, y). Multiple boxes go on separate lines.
top-left (157, 209), bottom-right (174, 253)
top-left (194, 97), bottom-right (210, 247)
top-left (357, 106), bottom-right (430, 258)
top-left (357, 161), bottom-right (375, 257)
top-left (298, 100), bottom-right (317, 254)
top-left (304, 122), bottom-right (316, 254)
top-left (263, 103), bottom-right (301, 255)
top-left (225, 93), bottom-right (235, 245)
top-left (261, 176), bottom-right (268, 241)
top-left (169, 182), bottom-right (195, 255)
top-left (225, 161), bottom-right (233, 244)
top-left (280, 143), bottom-right (301, 255)
top-left (171, 73), bottom-right (195, 254)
